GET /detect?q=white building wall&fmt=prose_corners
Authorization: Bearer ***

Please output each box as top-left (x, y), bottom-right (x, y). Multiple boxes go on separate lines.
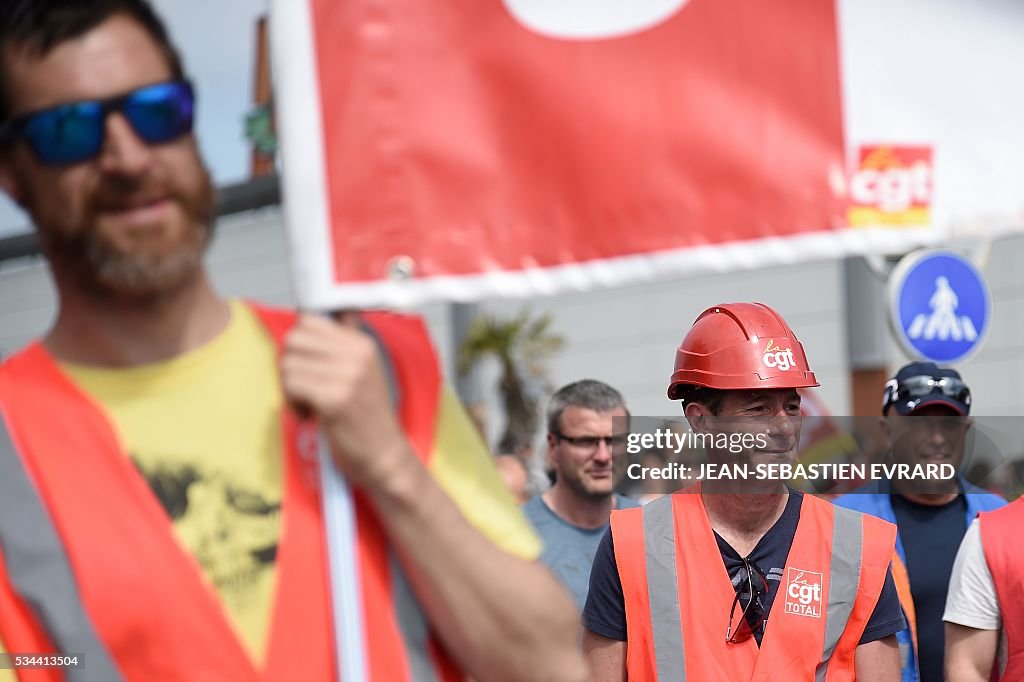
top-left (2, 208), bottom-right (1021, 435)
top-left (0, 208), bottom-right (457, 370)
top-left (0, 258), bottom-right (56, 357)
top-left (475, 259), bottom-right (850, 421)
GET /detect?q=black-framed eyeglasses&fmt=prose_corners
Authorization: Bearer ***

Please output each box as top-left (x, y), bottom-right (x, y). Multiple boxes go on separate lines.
top-left (726, 558), bottom-right (768, 644)
top-left (0, 80), bottom-right (194, 166)
top-left (551, 432), bottom-right (628, 452)
top-left (883, 375), bottom-right (970, 414)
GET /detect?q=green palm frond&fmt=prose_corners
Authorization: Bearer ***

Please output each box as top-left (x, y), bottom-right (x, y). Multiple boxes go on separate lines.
top-left (457, 308), bottom-right (565, 451)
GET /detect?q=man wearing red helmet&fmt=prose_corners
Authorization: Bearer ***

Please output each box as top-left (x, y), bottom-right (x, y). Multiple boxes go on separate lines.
top-left (582, 302), bottom-right (905, 680)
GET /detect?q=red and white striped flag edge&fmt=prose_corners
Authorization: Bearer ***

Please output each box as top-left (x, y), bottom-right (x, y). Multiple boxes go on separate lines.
top-left (270, 0), bottom-right (1024, 309)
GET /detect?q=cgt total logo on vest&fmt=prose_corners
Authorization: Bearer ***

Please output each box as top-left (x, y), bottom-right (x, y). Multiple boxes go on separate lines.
top-left (762, 339), bottom-right (798, 372)
top-left (784, 568), bottom-right (823, 618)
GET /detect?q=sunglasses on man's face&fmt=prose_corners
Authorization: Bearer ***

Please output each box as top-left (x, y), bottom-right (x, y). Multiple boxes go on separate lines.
top-left (883, 375), bottom-right (971, 414)
top-left (0, 80), bottom-right (194, 166)
top-left (726, 558), bottom-right (768, 644)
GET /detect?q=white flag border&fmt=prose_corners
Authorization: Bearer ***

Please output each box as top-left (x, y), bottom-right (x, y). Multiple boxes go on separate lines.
top-left (270, 1), bottom-right (1024, 311)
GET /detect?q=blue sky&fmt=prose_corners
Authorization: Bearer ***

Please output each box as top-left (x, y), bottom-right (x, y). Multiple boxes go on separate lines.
top-left (0, 0), bottom-right (269, 236)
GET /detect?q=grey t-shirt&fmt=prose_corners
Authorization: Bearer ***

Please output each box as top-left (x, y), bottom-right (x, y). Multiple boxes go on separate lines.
top-left (522, 494), bottom-right (640, 609)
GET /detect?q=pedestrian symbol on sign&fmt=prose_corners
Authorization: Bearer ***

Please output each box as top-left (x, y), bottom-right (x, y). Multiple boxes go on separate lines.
top-left (889, 251), bottom-right (991, 364)
top-left (906, 276), bottom-right (978, 343)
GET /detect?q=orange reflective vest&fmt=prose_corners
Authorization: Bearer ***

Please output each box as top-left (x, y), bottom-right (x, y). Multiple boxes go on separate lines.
top-left (611, 487), bottom-right (897, 681)
top-left (0, 304), bottom-right (461, 682)
top-left (979, 498), bottom-right (1024, 682)
top-left (888, 553), bottom-right (918, 670)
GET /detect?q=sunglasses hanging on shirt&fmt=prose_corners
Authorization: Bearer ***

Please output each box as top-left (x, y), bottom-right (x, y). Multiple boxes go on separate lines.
top-left (726, 557), bottom-right (769, 644)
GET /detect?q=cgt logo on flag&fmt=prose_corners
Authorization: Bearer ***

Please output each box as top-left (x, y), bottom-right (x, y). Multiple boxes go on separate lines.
top-left (784, 568), bottom-right (823, 618)
top-left (848, 145), bottom-right (933, 228)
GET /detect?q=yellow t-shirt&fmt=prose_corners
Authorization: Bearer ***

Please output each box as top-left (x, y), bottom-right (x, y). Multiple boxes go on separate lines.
top-left (0, 301), bottom-right (538, 673)
top-left (61, 300), bottom-right (285, 664)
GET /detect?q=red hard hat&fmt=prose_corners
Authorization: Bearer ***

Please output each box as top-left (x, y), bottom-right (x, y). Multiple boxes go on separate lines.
top-left (667, 302), bottom-right (819, 400)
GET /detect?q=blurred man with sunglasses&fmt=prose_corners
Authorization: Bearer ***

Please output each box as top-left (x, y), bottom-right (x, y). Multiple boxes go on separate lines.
top-left (0, 2), bottom-right (584, 681)
top-left (523, 379), bottom-right (639, 609)
top-left (836, 362), bottom-right (1006, 682)
top-left (584, 302), bottom-right (905, 680)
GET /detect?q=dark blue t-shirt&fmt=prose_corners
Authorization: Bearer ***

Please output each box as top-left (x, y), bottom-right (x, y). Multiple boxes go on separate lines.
top-left (583, 492), bottom-right (906, 646)
top-left (890, 492), bottom-right (967, 682)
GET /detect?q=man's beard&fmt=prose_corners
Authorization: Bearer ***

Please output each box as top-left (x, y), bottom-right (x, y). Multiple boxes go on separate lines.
top-left (41, 175), bottom-right (216, 304)
top-left (563, 468), bottom-right (615, 502)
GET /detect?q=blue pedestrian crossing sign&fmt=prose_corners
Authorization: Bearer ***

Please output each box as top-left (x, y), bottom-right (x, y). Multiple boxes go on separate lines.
top-left (888, 249), bottom-right (991, 363)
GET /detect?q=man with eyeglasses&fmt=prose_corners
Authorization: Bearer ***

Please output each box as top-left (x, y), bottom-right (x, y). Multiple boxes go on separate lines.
top-left (584, 302), bottom-right (905, 680)
top-left (523, 379), bottom-right (639, 609)
top-left (836, 362), bottom-right (1006, 682)
top-left (0, 2), bottom-right (584, 681)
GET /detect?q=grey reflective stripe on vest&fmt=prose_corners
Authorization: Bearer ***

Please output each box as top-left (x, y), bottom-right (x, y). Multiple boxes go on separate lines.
top-left (361, 321), bottom-right (400, 409)
top-left (0, 415), bottom-right (123, 682)
top-left (360, 319), bottom-right (436, 679)
top-left (390, 556), bottom-right (440, 682)
top-left (814, 505), bottom-right (864, 682)
top-left (643, 495), bottom-right (686, 679)
top-left (641, 498), bottom-right (868, 681)
top-left (369, 321), bottom-right (438, 682)
top-left (997, 628), bottom-right (1008, 678)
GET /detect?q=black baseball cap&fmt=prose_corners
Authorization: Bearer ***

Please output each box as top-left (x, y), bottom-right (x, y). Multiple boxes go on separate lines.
top-left (882, 362), bottom-right (972, 416)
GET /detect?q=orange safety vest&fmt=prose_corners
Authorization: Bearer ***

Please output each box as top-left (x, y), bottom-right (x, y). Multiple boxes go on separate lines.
top-left (0, 304), bottom-right (461, 682)
top-left (611, 486), bottom-right (897, 681)
top-left (979, 498), bottom-right (1024, 682)
top-left (888, 553), bottom-right (918, 668)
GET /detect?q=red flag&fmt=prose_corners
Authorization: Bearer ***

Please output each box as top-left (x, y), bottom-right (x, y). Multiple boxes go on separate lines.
top-left (275, 0), bottom-right (845, 306)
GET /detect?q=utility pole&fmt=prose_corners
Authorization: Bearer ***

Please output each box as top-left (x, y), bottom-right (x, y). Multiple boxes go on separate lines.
top-left (249, 17), bottom-right (274, 178)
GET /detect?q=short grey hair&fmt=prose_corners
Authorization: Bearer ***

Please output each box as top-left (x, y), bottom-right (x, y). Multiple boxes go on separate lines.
top-left (546, 379), bottom-right (629, 434)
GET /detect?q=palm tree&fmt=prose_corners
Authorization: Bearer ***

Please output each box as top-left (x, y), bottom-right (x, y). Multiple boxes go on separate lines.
top-left (457, 308), bottom-right (565, 453)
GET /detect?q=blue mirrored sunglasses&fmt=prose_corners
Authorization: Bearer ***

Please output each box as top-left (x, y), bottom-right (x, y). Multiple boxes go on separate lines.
top-left (0, 80), bottom-right (194, 166)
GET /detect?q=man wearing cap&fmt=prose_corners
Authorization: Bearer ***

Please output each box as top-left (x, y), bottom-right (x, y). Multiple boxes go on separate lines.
top-left (835, 362), bottom-right (1006, 682)
top-left (583, 302), bottom-right (905, 680)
